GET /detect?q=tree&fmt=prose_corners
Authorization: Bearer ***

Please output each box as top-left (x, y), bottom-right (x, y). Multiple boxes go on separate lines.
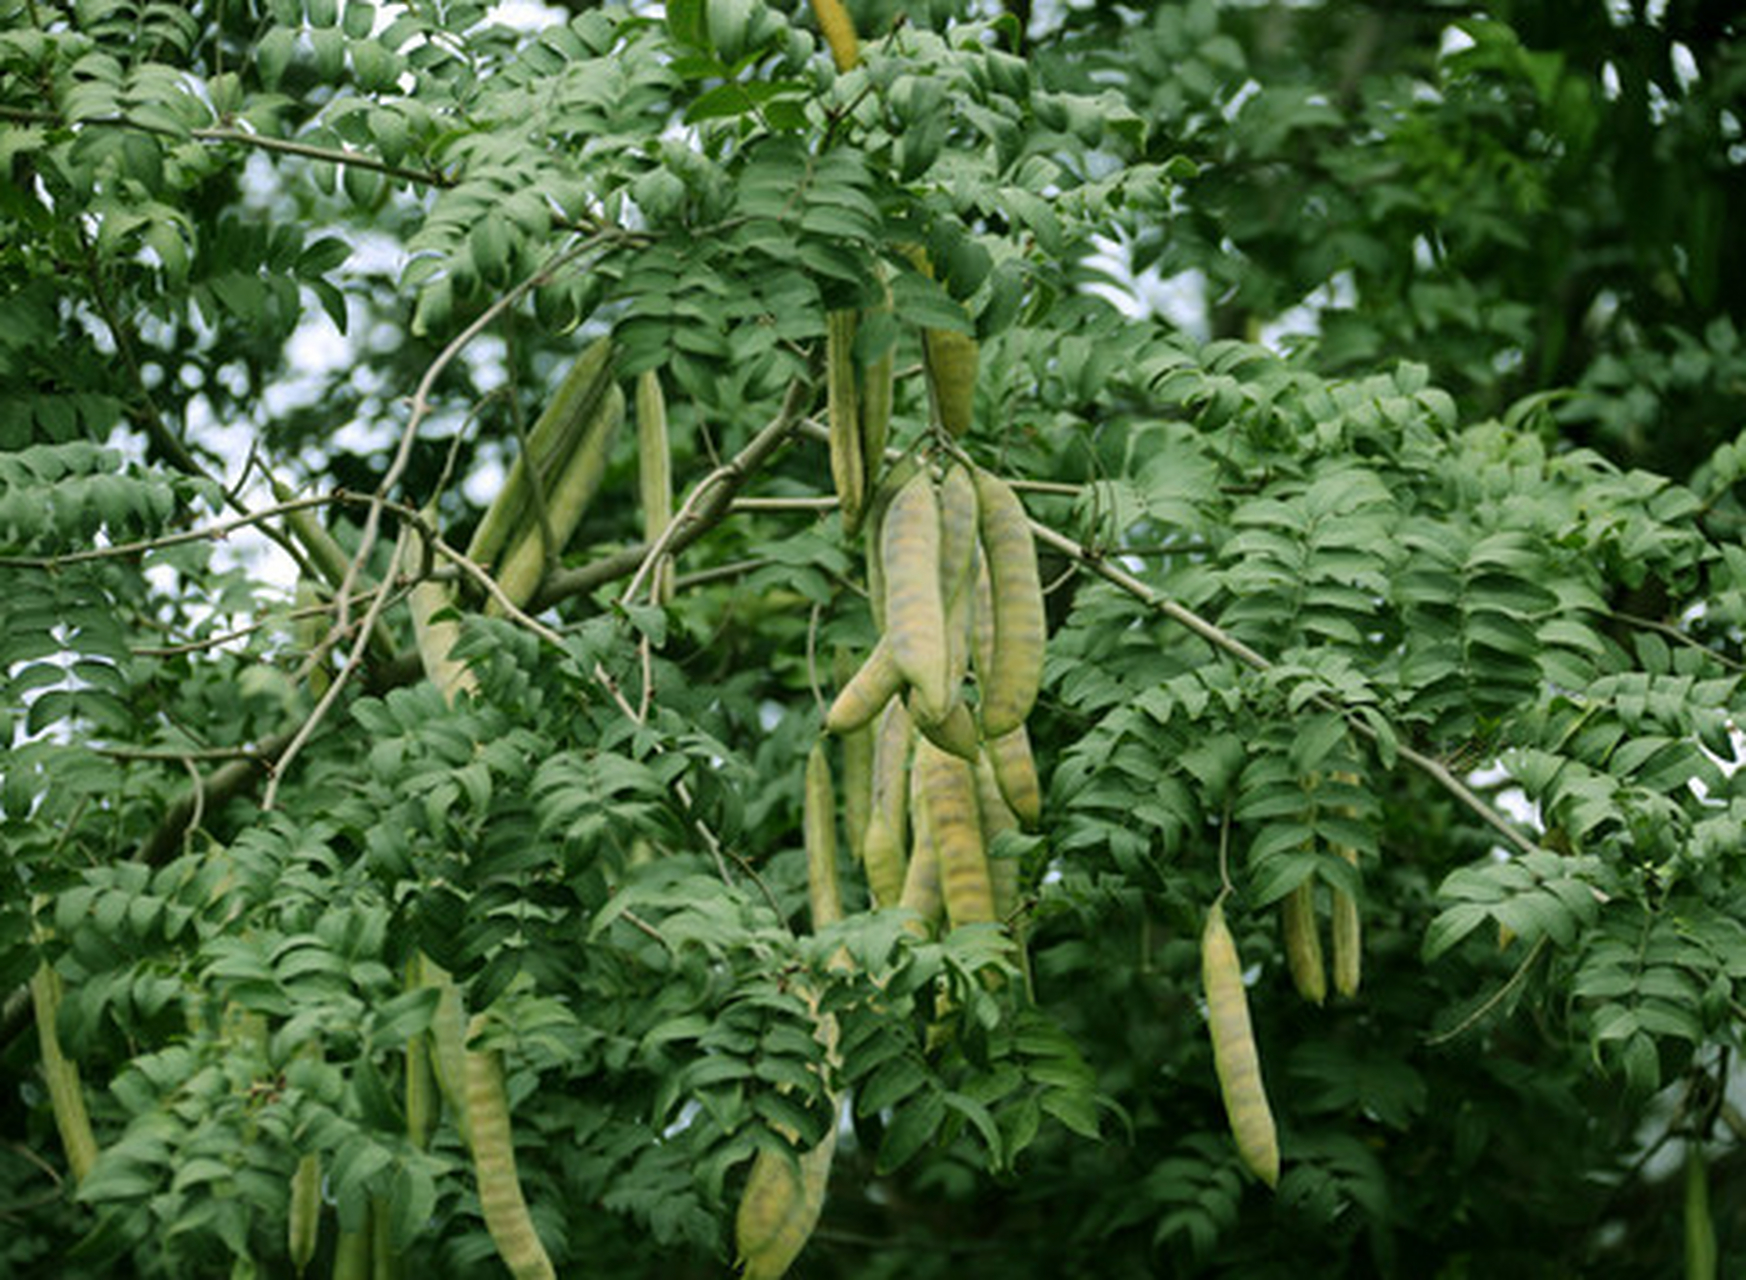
top-left (3, 1), bottom-right (1743, 1276)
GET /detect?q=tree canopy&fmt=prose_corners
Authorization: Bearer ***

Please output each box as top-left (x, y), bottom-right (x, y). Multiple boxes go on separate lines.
top-left (2, 1), bottom-right (1744, 1277)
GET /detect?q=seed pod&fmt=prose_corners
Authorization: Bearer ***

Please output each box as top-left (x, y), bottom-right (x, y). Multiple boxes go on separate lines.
top-left (834, 651), bottom-right (875, 862)
top-left (1202, 901), bottom-right (1280, 1189)
top-left (1281, 881), bottom-right (1326, 1006)
top-left (406, 512), bottom-right (479, 705)
top-left (974, 749), bottom-right (1032, 995)
top-left (370, 1193), bottom-right (394, 1280)
top-left (826, 638), bottom-right (903, 735)
top-left (406, 960), bottom-right (438, 1151)
top-left (808, 0), bottom-right (860, 72)
top-left (858, 283), bottom-right (894, 497)
top-left (986, 724), bottom-right (1041, 830)
top-left (936, 463), bottom-right (979, 607)
top-left (923, 327), bottom-right (979, 438)
top-left (937, 463), bottom-right (979, 696)
top-left (1686, 1141), bottom-right (1717, 1280)
top-left (864, 454), bottom-right (922, 633)
top-left (420, 957), bottom-right (471, 1146)
top-left (467, 336), bottom-right (614, 571)
top-left (805, 743), bottom-right (843, 931)
top-left (289, 1153), bottom-right (322, 1276)
top-left (636, 369), bottom-right (674, 605)
top-left (735, 1127), bottom-right (839, 1280)
top-left (333, 1211), bottom-right (371, 1280)
top-left (912, 693), bottom-right (979, 762)
top-left (1331, 862), bottom-right (1361, 999)
top-left (870, 698), bottom-right (912, 853)
top-left (489, 384), bottom-right (625, 613)
top-left (917, 739), bottom-right (994, 928)
top-left (293, 577), bottom-right (332, 697)
top-left (882, 472), bottom-right (951, 721)
top-left (826, 309), bottom-right (865, 534)
top-left (30, 963), bottom-right (97, 1185)
top-left (861, 808), bottom-right (908, 908)
top-left (972, 469), bottom-right (1045, 737)
top-left (899, 775), bottom-right (944, 937)
top-left (465, 1017), bottom-right (557, 1280)
top-left (970, 549), bottom-right (998, 706)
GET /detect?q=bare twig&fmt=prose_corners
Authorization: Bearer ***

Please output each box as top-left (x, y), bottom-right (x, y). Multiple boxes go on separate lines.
top-left (1424, 936), bottom-right (1548, 1047)
top-left (0, 493), bottom-right (364, 570)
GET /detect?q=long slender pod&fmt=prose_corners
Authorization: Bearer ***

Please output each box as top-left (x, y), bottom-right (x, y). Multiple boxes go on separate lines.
top-left (971, 469), bottom-right (1045, 736)
top-left (288, 1151), bottom-right (321, 1275)
top-left (917, 739), bottom-right (995, 928)
top-left (465, 1016), bottom-right (557, 1280)
top-left (636, 368), bottom-right (674, 604)
top-left (1281, 880), bottom-right (1326, 1006)
top-left (899, 769), bottom-right (944, 937)
top-left (489, 383), bottom-right (625, 612)
top-left (986, 725), bottom-right (1042, 830)
top-left (421, 955), bottom-right (471, 1146)
top-left (466, 336), bottom-right (614, 571)
top-left (736, 1124), bottom-right (840, 1280)
top-left (936, 462), bottom-right (980, 698)
top-left (405, 512), bottom-right (479, 704)
top-left (858, 275), bottom-right (894, 496)
top-left (835, 650), bottom-right (875, 861)
top-left (1328, 770), bottom-right (1363, 998)
top-left (808, 0), bottom-right (860, 72)
top-left (30, 962), bottom-right (97, 1184)
top-left (371, 1191), bottom-right (399, 1280)
top-left (1202, 901), bottom-right (1280, 1188)
top-left (332, 1200), bottom-right (371, 1280)
top-left (405, 959), bottom-right (438, 1151)
top-left (1686, 1140), bottom-right (1717, 1280)
top-left (973, 749), bottom-right (1033, 996)
top-left (882, 472), bottom-right (951, 721)
top-left (805, 742), bottom-right (843, 930)
top-left (1330, 858), bottom-right (1362, 999)
top-left (827, 309), bottom-right (866, 534)
top-left (870, 698), bottom-right (914, 853)
top-left (826, 638), bottom-right (903, 735)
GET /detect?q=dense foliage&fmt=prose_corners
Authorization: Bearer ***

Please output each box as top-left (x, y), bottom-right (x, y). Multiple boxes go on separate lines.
top-left (3, 1), bottom-right (1744, 1277)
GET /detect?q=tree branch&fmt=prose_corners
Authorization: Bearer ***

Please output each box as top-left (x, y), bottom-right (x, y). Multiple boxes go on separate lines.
top-left (1026, 518), bottom-right (1545, 858)
top-left (0, 105), bottom-right (454, 188)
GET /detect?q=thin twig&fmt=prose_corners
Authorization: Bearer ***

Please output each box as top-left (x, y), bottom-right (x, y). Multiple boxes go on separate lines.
top-left (0, 493), bottom-right (364, 570)
top-left (262, 532), bottom-right (411, 810)
top-left (1423, 936), bottom-right (1548, 1046)
top-left (0, 105), bottom-right (455, 187)
top-left (94, 745), bottom-right (267, 762)
top-left (330, 233), bottom-right (609, 659)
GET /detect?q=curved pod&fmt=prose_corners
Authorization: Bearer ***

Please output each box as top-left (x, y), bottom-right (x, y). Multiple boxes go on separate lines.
top-left (971, 470), bottom-right (1044, 737)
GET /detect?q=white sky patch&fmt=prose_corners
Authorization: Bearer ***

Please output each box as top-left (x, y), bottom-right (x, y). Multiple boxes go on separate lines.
top-left (1257, 270), bottom-right (1355, 353)
top-left (1670, 41), bottom-right (1699, 93)
top-left (1438, 24), bottom-right (1476, 58)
